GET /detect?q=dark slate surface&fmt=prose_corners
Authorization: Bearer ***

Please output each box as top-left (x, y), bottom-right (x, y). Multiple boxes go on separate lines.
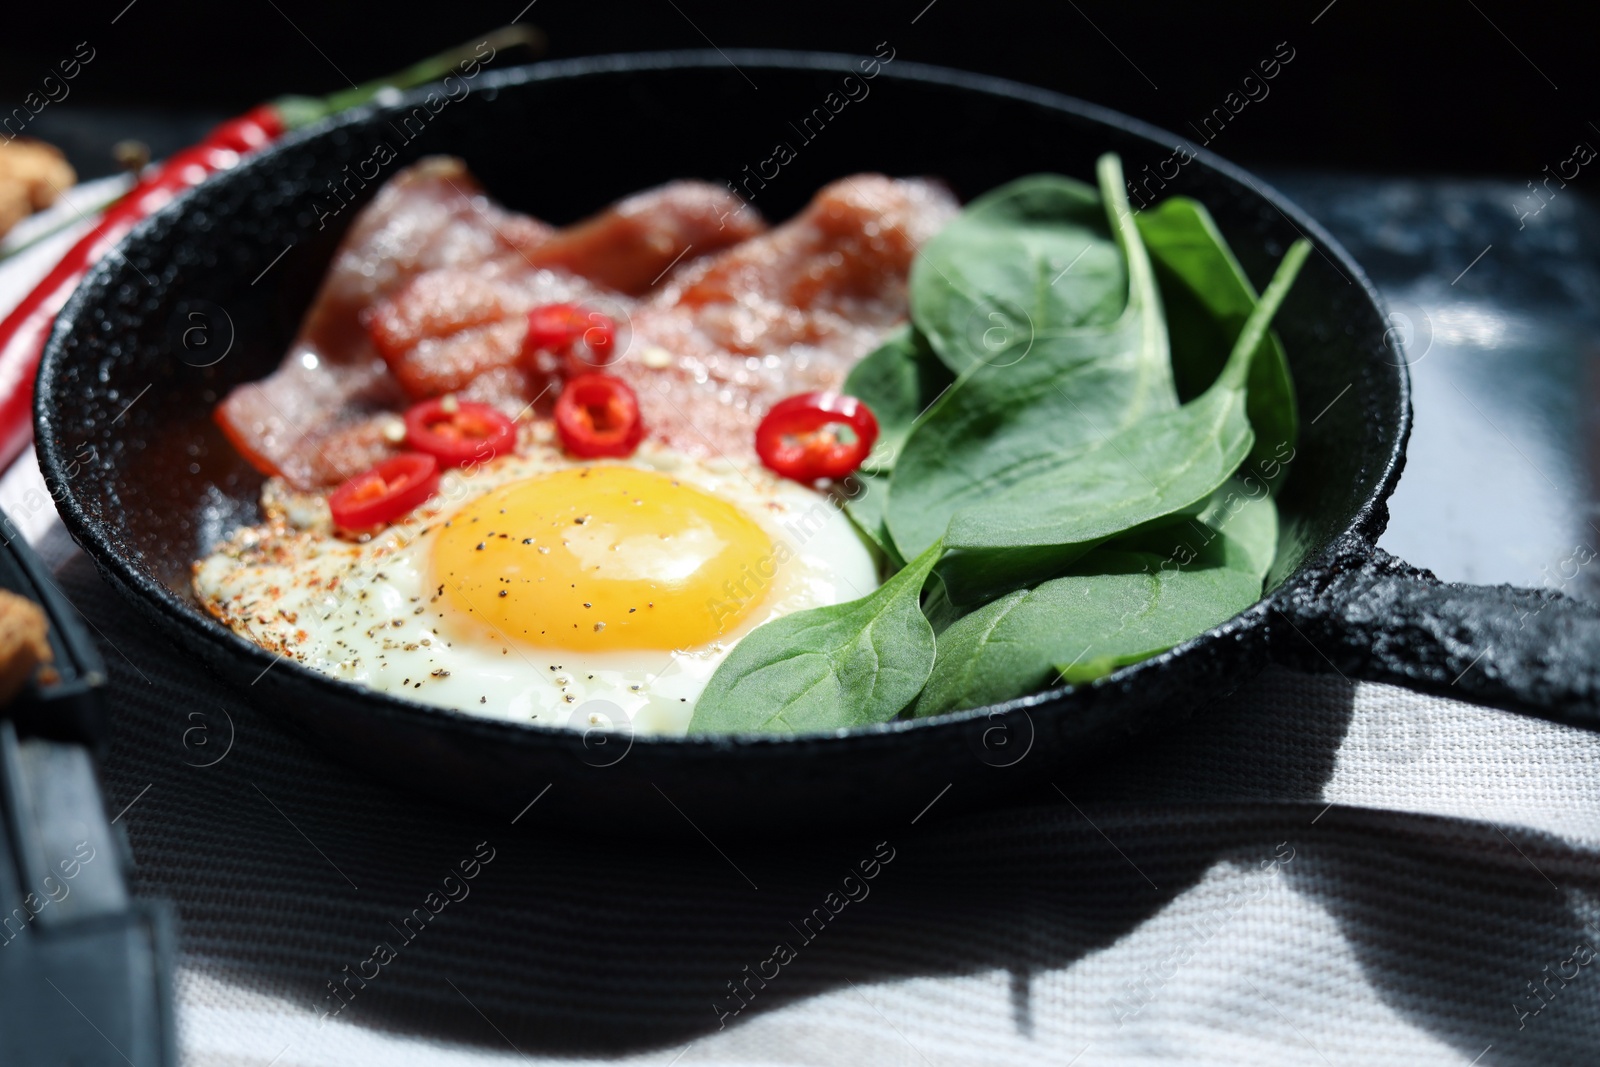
top-left (1269, 172), bottom-right (1600, 600)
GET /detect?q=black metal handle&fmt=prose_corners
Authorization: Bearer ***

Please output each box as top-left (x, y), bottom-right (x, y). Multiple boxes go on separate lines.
top-left (1270, 536), bottom-right (1600, 731)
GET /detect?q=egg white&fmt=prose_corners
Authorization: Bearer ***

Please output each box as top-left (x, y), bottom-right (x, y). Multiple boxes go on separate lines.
top-left (194, 423), bottom-right (880, 736)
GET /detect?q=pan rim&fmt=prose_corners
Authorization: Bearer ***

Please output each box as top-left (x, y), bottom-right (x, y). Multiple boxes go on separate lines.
top-left (35, 48), bottom-right (1410, 753)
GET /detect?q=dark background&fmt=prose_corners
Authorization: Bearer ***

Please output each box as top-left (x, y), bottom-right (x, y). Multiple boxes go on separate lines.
top-left (3, 0), bottom-right (1594, 180)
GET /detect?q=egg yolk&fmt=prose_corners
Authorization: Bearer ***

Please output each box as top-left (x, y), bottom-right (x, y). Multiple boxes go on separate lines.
top-left (431, 466), bottom-right (775, 651)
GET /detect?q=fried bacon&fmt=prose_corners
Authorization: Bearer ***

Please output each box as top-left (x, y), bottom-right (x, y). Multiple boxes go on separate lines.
top-left (215, 159), bottom-right (957, 488)
top-left (618, 175), bottom-right (958, 458)
top-left (522, 181), bottom-right (764, 295)
top-left (215, 158), bottom-right (548, 488)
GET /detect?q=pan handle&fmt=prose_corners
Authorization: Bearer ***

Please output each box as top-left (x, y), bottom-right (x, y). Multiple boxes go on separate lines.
top-left (1269, 536), bottom-right (1600, 731)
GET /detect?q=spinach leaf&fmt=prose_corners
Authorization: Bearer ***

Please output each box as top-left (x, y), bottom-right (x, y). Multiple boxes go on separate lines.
top-left (687, 541), bottom-right (945, 734)
top-left (841, 324), bottom-right (953, 473)
top-left (886, 156), bottom-right (1178, 561)
top-left (838, 328), bottom-right (943, 563)
top-left (1194, 476), bottom-right (1279, 580)
top-left (838, 468), bottom-right (904, 569)
top-left (941, 383), bottom-right (1251, 563)
top-left (914, 508), bottom-right (1266, 716)
top-left (1137, 197), bottom-right (1298, 490)
top-left (929, 395), bottom-right (1281, 608)
top-left (933, 541), bottom-right (1094, 608)
top-left (944, 239), bottom-right (1310, 560)
top-left (920, 572), bottom-right (966, 636)
top-left (1089, 475), bottom-right (1278, 584)
top-left (909, 169), bottom-right (1130, 374)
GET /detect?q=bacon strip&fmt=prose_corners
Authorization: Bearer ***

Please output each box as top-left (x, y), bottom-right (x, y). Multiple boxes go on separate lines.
top-left (615, 175), bottom-right (959, 459)
top-left (215, 158), bottom-right (549, 488)
top-left (522, 181), bottom-right (764, 295)
top-left (676, 174), bottom-right (954, 319)
top-left (216, 162), bottom-right (958, 489)
top-left (217, 163), bottom-right (766, 488)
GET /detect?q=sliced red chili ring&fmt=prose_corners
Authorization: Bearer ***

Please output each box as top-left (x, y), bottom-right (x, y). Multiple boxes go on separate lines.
top-left (328, 452), bottom-right (440, 533)
top-left (523, 303), bottom-right (616, 369)
top-left (404, 397), bottom-right (518, 467)
top-left (554, 373), bottom-right (645, 458)
top-left (755, 391), bottom-right (880, 484)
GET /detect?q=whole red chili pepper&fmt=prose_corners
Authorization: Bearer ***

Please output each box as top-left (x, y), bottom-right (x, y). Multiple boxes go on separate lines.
top-left (0, 108), bottom-right (283, 466)
top-left (0, 26), bottom-right (541, 470)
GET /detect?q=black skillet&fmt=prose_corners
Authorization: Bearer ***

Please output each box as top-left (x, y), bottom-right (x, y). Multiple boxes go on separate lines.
top-left (32, 52), bottom-right (1600, 831)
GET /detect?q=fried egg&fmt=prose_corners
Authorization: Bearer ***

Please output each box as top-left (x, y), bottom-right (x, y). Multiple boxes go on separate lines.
top-left (194, 424), bottom-right (879, 735)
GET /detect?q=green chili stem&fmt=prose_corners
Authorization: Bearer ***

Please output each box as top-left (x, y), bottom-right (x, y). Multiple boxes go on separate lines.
top-left (271, 24), bottom-right (546, 130)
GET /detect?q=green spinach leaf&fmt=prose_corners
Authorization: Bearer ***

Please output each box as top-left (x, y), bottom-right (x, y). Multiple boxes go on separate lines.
top-left (920, 572), bottom-right (966, 636)
top-left (1137, 197), bottom-right (1298, 490)
top-left (944, 239), bottom-right (1310, 559)
top-left (841, 324), bottom-right (953, 473)
top-left (885, 156), bottom-right (1178, 561)
top-left (875, 489), bottom-right (1270, 614)
top-left (838, 327), bottom-right (943, 563)
top-left (838, 468), bottom-right (904, 568)
top-left (914, 507), bottom-right (1266, 716)
top-left (927, 410), bottom-right (1283, 613)
top-left (1194, 476), bottom-right (1278, 580)
top-left (687, 541), bottom-right (945, 734)
top-left (909, 169), bottom-right (1130, 374)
